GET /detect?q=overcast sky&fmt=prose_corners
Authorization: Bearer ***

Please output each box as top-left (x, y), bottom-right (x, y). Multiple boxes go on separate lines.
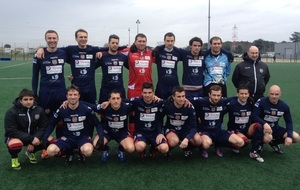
top-left (0, 0), bottom-right (298, 48)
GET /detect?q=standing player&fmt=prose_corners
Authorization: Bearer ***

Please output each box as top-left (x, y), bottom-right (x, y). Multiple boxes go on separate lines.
top-left (226, 86), bottom-right (272, 162)
top-left (252, 85), bottom-right (300, 155)
top-left (96, 34), bottom-right (128, 104)
top-left (127, 33), bottom-right (155, 136)
top-left (4, 89), bottom-right (48, 170)
top-left (204, 36), bottom-right (233, 97)
top-left (153, 32), bottom-right (182, 99)
top-left (163, 86), bottom-right (202, 158)
top-left (172, 37), bottom-right (205, 98)
top-left (191, 85), bottom-right (244, 158)
top-left (92, 90), bottom-right (135, 162)
top-left (32, 29), bottom-right (67, 118)
top-left (44, 85), bottom-right (104, 164)
top-left (130, 82), bottom-right (169, 160)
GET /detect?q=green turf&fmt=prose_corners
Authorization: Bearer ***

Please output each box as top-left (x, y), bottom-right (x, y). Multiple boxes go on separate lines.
top-left (0, 60), bottom-right (300, 190)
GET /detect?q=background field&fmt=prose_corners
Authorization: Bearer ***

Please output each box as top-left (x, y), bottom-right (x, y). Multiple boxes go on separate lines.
top-left (0, 60), bottom-right (300, 190)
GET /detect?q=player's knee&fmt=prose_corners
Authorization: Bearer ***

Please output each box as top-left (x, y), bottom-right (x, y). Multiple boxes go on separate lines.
top-left (47, 144), bottom-right (60, 157)
top-left (135, 142), bottom-right (146, 152)
top-left (81, 145), bottom-right (93, 157)
top-left (124, 143), bottom-right (135, 153)
top-left (158, 143), bottom-right (169, 154)
top-left (7, 141), bottom-right (23, 150)
top-left (167, 138), bottom-right (179, 148)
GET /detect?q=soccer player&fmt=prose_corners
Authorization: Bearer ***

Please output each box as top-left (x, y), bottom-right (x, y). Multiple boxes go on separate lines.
top-left (191, 85), bottom-right (244, 158)
top-left (92, 89), bottom-right (135, 162)
top-left (163, 86), bottom-right (202, 158)
top-left (226, 86), bottom-right (272, 162)
top-left (96, 34), bottom-right (128, 104)
top-left (44, 85), bottom-right (104, 164)
top-left (172, 37), bottom-right (205, 98)
top-left (203, 36), bottom-right (233, 97)
top-left (127, 33), bottom-right (156, 136)
top-left (130, 82), bottom-right (169, 160)
top-left (153, 32), bottom-right (182, 99)
top-left (32, 29), bottom-right (67, 118)
top-left (4, 89), bottom-right (48, 170)
top-left (252, 85), bottom-right (300, 155)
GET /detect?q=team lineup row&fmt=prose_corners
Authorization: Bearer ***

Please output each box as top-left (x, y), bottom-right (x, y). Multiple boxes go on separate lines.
top-left (4, 29), bottom-right (298, 170)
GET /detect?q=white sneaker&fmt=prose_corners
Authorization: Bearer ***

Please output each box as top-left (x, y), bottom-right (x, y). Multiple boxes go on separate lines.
top-left (249, 151), bottom-right (264, 163)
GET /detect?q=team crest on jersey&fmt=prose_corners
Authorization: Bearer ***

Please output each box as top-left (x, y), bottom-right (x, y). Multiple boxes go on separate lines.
top-left (113, 117), bottom-right (119, 121)
top-left (167, 55), bottom-right (172, 60)
top-left (175, 115), bottom-right (181, 120)
top-left (271, 110), bottom-right (276, 115)
top-left (211, 107), bottom-right (216, 112)
top-left (145, 108), bottom-right (151, 113)
top-left (139, 68), bottom-right (145, 73)
top-left (259, 69), bottom-right (263, 73)
top-left (80, 54), bottom-right (85, 59)
top-left (52, 60), bottom-right (57, 65)
top-left (113, 61), bottom-right (118, 65)
top-left (214, 62), bottom-right (219, 66)
top-left (34, 114), bottom-right (40, 120)
top-left (72, 117), bottom-right (78, 122)
top-left (241, 112), bottom-right (246, 117)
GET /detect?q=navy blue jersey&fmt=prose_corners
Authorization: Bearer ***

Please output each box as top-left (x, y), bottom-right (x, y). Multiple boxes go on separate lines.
top-left (97, 102), bottom-right (133, 133)
top-left (64, 45), bottom-right (101, 89)
top-left (32, 48), bottom-right (67, 95)
top-left (129, 97), bottom-right (164, 134)
top-left (191, 97), bottom-right (227, 131)
top-left (163, 101), bottom-right (197, 140)
top-left (174, 48), bottom-right (205, 87)
top-left (96, 52), bottom-right (128, 89)
top-left (226, 96), bottom-right (252, 131)
top-left (44, 102), bottom-right (103, 139)
top-left (155, 48), bottom-right (181, 86)
top-left (252, 97), bottom-right (293, 138)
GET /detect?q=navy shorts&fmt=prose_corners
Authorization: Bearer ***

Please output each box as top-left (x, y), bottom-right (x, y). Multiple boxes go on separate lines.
top-left (134, 131), bottom-right (166, 147)
top-left (272, 126), bottom-right (287, 139)
top-left (104, 129), bottom-right (130, 144)
top-left (165, 128), bottom-right (188, 141)
top-left (200, 129), bottom-right (231, 144)
top-left (39, 87), bottom-right (66, 114)
top-left (155, 83), bottom-right (178, 99)
top-left (54, 135), bottom-right (92, 150)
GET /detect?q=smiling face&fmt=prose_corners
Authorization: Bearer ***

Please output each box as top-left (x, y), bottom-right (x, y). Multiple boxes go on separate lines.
top-left (45, 32), bottom-right (58, 51)
top-left (173, 91), bottom-right (186, 107)
top-left (67, 89), bottom-right (80, 106)
top-left (76, 31), bottom-right (88, 48)
top-left (135, 36), bottom-right (147, 51)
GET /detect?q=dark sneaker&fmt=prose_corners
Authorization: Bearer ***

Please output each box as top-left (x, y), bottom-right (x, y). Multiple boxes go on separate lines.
top-left (270, 144), bottom-right (283, 154)
top-left (200, 149), bottom-right (208, 158)
top-left (149, 145), bottom-right (157, 159)
top-left (117, 150), bottom-right (126, 162)
top-left (249, 151), bottom-right (264, 163)
top-left (215, 147), bottom-right (223, 157)
top-left (184, 150), bottom-right (193, 158)
top-left (101, 147), bottom-right (110, 162)
top-left (232, 148), bottom-right (240, 154)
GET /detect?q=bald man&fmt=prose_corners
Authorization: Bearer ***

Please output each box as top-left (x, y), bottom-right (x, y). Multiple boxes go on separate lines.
top-left (232, 46), bottom-right (270, 101)
top-left (251, 85), bottom-right (300, 157)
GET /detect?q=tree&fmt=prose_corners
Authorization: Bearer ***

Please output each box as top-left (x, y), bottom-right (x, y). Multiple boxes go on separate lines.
top-left (290, 32), bottom-right (300, 42)
top-left (4, 44), bottom-right (11, 48)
